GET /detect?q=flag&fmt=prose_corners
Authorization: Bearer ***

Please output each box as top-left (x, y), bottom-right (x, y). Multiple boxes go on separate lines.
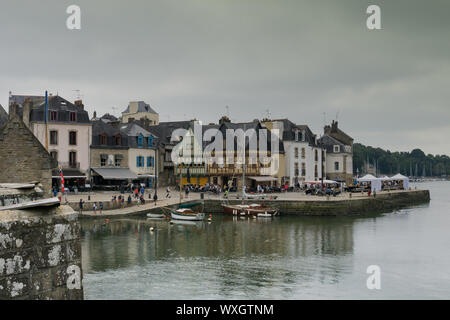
top-left (59, 166), bottom-right (65, 193)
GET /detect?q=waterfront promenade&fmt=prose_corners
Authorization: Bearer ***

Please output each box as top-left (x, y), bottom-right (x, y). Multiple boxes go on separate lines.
top-left (65, 187), bottom-right (429, 218)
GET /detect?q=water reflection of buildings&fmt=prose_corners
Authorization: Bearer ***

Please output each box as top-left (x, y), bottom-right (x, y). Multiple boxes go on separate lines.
top-left (81, 217), bottom-right (354, 276)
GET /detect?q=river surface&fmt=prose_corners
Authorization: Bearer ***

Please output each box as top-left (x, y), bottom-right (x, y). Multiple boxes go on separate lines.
top-left (81, 181), bottom-right (450, 299)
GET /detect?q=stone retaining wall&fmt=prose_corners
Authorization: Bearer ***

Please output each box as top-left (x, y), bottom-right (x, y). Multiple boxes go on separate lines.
top-left (0, 205), bottom-right (83, 300)
top-left (201, 190), bottom-right (430, 216)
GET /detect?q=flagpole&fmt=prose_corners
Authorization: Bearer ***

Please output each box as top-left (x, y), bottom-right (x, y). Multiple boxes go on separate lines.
top-left (44, 90), bottom-right (49, 150)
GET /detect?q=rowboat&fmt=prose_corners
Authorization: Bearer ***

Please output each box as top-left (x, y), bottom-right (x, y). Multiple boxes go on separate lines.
top-left (146, 212), bottom-right (165, 219)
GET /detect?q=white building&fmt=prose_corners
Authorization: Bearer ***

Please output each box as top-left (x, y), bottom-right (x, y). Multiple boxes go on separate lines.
top-left (318, 121), bottom-right (353, 184)
top-left (9, 94), bottom-right (92, 188)
top-left (263, 119), bottom-right (324, 186)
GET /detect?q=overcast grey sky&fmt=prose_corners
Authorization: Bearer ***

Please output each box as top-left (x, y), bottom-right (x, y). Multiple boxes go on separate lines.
top-left (1, 0), bottom-right (449, 155)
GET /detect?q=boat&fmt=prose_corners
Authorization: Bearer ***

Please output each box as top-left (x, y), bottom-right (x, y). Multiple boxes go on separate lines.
top-left (222, 164), bottom-right (278, 217)
top-left (146, 212), bottom-right (165, 219)
top-left (170, 208), bottom-right (205, 221)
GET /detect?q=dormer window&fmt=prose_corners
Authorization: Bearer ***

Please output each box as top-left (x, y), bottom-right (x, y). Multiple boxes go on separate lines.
top-left (301, 130), bottom-right (306, 142)
top-left (100, 133), bottom-right (107, 145)
top-left (50, 111), bottom-right (57, 121)
top-left (294, 130), bottom-right (299, 141)
top-left (148, 135), bottom-right (154, 147)
top-left (115, 134), bottom-right (121, 146)
top-left (137, 133), bottom-right (143, 148)
top-left (70, 112), bottom-right (76, 122)
top-left (334, 145), bottom-right (340, 153)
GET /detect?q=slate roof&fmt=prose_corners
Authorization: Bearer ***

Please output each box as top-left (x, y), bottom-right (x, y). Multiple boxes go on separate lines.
top-left (119, 121), bottom-right (158, 149)
top-left (0, 104), bottom-right (8, 128)
top-left (318, 135), bottom-right (346, 153)
top-left (270, 119), bottom-right (319, 146)
top-left (10, 94), bottom-right (90, 124)
top-left (122, 101), bottom-right (158, 115)
top-left (91, 120), bottom-right (128, 148)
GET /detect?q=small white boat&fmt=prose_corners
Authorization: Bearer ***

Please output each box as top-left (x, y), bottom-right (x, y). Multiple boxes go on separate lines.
top-left (170, 208), bottom-right (205, 221)
top-left (147, 213), bottom-right (165, 219)
top-left (257, 212), bottom-right (275, 218)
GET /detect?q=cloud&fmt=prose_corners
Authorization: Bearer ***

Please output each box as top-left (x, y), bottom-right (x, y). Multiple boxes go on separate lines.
top-left (0, 0), bottom-right (449, 155)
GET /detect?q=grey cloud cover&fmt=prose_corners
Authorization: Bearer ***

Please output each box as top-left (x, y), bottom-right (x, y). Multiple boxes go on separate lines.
top-left (1, 0), bottom-right (449, 155)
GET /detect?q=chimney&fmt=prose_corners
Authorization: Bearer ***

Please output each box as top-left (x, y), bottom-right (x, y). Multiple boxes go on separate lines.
top-left (9, 102), bottom-right (19, 119)
top-left (22, 99), bottom-right (32, 128)
top-left (93, 111), bottom-right (97, 119)
top-left (74, 100), bottom-right (84, 110)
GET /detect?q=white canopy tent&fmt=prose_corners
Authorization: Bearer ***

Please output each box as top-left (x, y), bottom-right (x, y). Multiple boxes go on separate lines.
top-left (380, 176), bottom-right (392, 181)
top-left (390, 173), bottom-right (409, 190)
top-left (357, 174), bottom-right (382, 192)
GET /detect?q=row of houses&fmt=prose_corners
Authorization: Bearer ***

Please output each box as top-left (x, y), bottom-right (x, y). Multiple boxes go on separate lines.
top-left (0, 92), bottom-right (353, 192)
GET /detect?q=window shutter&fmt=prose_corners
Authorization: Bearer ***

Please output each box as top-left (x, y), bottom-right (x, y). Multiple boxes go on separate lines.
top-left (136, 156), bottom-right (140, 167)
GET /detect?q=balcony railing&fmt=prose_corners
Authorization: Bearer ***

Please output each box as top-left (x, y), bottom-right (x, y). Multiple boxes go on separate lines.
top-left (59, 161), bottom-right (80, 169)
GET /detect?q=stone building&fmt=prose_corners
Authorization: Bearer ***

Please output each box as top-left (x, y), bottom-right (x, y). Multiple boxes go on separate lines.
top-left (319, 121), bottom-right (354, 184)
top-left (90, 119), bottom-right (136, 188)
top-left (0, 104), bottom-right (8, 127)
top-left (0, 107), bottom-right (57, 197)
top-left (121, 101), bottom-right (159, 125)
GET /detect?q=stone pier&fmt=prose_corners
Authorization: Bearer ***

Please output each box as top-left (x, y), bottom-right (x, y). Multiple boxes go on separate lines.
top-left (0, 205), bottom-right (83, 300)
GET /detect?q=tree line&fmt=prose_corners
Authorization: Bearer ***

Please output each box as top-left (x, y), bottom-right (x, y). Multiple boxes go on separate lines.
top-left (353, 143), bottom-right (450, 177)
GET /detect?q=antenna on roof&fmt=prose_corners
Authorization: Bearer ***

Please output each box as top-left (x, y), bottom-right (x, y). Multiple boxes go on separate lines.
top-left (73, 89), bottom-right (83, 100)
top-left (323, 112), bottom-right (326, 127)
top-left (225, 105), bottom-right (230, 118)
top-left (265, 108), bottom-right (271, 120)
top-left (335, 110), bottom-right (340, 122)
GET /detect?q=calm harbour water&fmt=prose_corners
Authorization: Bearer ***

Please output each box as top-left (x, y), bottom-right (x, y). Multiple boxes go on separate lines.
top-left (81, 181), bottom-right (450, 299)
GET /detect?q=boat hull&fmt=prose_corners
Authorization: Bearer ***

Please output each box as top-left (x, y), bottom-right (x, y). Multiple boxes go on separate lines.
top-left (171, 211), bottom-right (205, 221)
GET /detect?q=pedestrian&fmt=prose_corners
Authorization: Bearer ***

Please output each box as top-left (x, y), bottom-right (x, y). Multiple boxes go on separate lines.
top-left (134, 188), bottom-right (139, 199)
top-left (166, 187), bottom-right (171, 198)
top-left (185, 186), bottom-right (189, 199)
top-left (99, 201), bottom-right (103, 214)
top-left (53, 187), bottom-right (58, 197)
top-left (127, 195), bottom-right (132, 205)
top-left (140, 186), bottom-right (145, 196)
top-left (79, 199), bottom-right (84, 214)
top-left (153, 193), bottom-right (158, 206)
top-left (93, 202), bottom-right (97, 214)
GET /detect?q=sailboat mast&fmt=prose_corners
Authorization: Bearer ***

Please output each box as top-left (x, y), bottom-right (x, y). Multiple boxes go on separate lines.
top-left (179, 163), bottom-right (182, 204)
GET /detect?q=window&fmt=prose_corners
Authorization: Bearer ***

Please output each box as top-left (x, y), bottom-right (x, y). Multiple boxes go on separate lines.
top-left (100, 154), bottom-right (107, 167)
top-left (334, 161), bottom-right (339, 171)
top-left (69, 151), bottom-right (77, 168)
top-left (50, 151), bottom-right (58, 161)
top-left (294, 147), bottom-right (299, 158)
top-left (115, 134), bottom-right (121, 146)
top-left (295, 130), bottom-right (299, 141)
top-left (301, 148), bottom-right (305, 159)
top-left (136, 156), bottom-right (144, 167)
top-left (148, 135), bottom-right (154, 147)
top-left (315, 149), bottom-right (318, 162)
top-left (50, 111), bottom-right (57, 121)
top-left (50, 131), bottom-right (58, 145)
top-left (334, 145), bottom-right (340, 153)
top-left (69, 131), bottom-right (77, 145)
top-left (294, 163), bottom-right (299, 176)
top-left (100, 134), bottom-right (107, 145)
top-left (137, 134), bottom-right (143, 148)
top-left (147, 156), bottom-right (155, 167)
top-left (115, 155), bottom-right (122, 167)
top-left (70, 112), bottom-right (76, 122)
top-left (301, 163), bottom-right (306, 176)
top-left (314, 165), bottom-right (318, 178)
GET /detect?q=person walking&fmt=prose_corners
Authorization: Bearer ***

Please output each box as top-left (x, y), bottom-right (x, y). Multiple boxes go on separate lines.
top-left (93, 202), bottom-right (98, 214)
top-left (127, 195), bottom-right (132, 205)
top-left (166, 187), bottom-right (171, 198)
top-left (79, 199), bottom-right (84, 214)
top-left (99, 201), bottom-right (103, 214)
top-left (153, 193), bottom-right (158, 206)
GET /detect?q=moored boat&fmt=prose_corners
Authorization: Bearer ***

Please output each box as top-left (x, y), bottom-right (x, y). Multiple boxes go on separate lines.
top-left (170, 208), bottom-right (205, 221)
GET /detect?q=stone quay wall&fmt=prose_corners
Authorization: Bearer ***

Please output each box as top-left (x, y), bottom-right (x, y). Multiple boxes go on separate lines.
top-left (0, 205), bottom-right (83, 300)
top-left (200, 190), bottom-right (430, 216)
